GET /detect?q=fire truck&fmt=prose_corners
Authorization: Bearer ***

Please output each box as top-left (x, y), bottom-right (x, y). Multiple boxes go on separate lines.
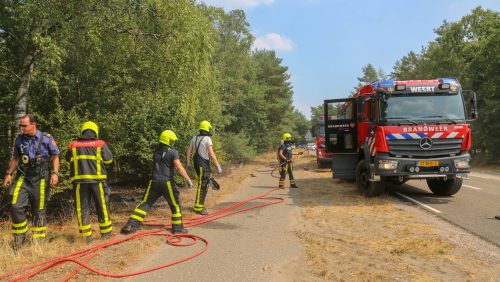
top-left (324, 78), bottom-right (477, 197)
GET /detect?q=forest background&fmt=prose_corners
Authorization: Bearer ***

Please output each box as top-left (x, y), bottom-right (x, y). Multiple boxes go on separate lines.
top-left (1, 2), bottom-right (499, 193)
top-left (0, 0), bottom-right (311, 190)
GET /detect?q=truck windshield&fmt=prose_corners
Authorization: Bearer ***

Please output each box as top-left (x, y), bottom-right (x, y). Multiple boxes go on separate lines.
top-left (380, 92), bottom-right (466, 123)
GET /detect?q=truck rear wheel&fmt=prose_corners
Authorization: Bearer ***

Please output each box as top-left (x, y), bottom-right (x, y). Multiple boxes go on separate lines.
top-left (356, 159), bottom-right (385, 197)
top-left (426, 178), bottom-right (463, 196)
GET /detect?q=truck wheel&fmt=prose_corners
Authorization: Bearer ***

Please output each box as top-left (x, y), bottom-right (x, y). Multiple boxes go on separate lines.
top-left (356, 159), bottom-right (385, 197)
top-left (426, 178), bottom-right (463, 196)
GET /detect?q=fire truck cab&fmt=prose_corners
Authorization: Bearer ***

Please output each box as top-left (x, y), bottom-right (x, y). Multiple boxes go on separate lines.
top-left (324, 78), bottom-right (477, 197)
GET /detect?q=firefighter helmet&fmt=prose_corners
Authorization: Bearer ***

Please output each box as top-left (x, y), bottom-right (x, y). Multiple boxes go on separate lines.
top-left (198, 120), bottom-right (212, 133)
top-left (81, 121), bottom-right (99, 138)
top-left (159, 130), bottom-right (177, 147)
top-left (283, 133), bottom-right (292, 141)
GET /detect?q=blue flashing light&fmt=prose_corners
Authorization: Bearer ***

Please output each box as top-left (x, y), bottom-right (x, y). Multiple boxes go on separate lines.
top-left (372, 80), bottom-right (395, 88)
top-left (439, 77), bottom-right (458, 84)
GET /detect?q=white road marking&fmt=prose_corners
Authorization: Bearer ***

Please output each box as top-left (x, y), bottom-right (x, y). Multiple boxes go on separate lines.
top-left (463, 184), bottom-right (481, 190)
top-left (394, 192), bottom-right (442, 214)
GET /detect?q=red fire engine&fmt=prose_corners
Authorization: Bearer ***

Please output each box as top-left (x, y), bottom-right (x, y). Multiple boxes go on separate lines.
top-left (324, 78), bottom-right (477, 197)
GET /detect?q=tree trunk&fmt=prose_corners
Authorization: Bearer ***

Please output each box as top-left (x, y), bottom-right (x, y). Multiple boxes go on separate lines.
top-left (14, 52), bottom-right (35, 133)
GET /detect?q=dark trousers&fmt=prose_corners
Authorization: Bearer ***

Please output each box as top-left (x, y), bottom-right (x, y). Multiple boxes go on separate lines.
top-left (127, 180), bottom-right (183, 231)
top-left (279, 161), bottom-right (296, 188)
top-left (194, 158), bottom-right (211, 212)
top-left (9, 175), bottom-right (50, 238)
top-left (73, 182), bottom-right (112, 237)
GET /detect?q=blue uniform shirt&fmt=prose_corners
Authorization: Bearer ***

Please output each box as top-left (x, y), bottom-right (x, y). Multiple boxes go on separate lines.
top-left (13, 130), bottom-right (60, 161)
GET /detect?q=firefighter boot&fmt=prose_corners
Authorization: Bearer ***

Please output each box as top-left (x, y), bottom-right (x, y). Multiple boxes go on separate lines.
top-left (101, 232), bottom-right (113, 240)
top-left (291, 184), bottom-right (299, 188)
top-left (33, 237), bottom-right (46, 246)
top-left (85, 235), bottom-right (94, 244)
top-left (12, 234), bottom-right (26, 252)
top-left (172, 226), bottom-right (188, 234)
top-left (195, 208), bottom-right (208, 215)
top-left (120, 223), bottom-right (139, 235)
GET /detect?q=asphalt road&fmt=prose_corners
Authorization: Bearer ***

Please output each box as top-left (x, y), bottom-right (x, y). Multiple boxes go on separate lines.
top-left (123, 167), bottom-right (304, 281)
top-left (390, 171), bottom-right (500, 246)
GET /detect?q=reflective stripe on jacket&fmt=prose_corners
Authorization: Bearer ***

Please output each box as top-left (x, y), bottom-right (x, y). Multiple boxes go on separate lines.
top-left (67, 139), bottom-right (113, 182)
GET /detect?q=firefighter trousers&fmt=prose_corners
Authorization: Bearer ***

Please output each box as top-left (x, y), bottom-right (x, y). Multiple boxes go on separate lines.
top-left (73, 182), bottom-right (112, 237)
top-left (193, 158), bottom-right (211, 212)
top-left (127, 180), bottom-right (184, 232)
top-left (279, 161), bottom-right (296, 188)
top-left (9, 175), bottom-right (50, 239)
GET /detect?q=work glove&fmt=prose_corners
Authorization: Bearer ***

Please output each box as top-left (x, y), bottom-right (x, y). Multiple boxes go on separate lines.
top-left (287, 159), bottom-right (292, 163)
top-left (216, 165), bottom-right (222, 174)
top-left (187, 179), bottom-right (193, 189)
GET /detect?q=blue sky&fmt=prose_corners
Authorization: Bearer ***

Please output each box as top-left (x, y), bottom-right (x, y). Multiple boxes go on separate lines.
top-left (200, 0), bottom-right (500, 119)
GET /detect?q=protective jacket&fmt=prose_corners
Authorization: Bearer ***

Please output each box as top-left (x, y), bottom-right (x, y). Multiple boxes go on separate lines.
top-left (66, 136), bottom-right (112, 183)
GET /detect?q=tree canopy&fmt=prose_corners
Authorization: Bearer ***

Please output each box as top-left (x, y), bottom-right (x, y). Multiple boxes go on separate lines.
top-left (0, 1), bottom-right (307, 185)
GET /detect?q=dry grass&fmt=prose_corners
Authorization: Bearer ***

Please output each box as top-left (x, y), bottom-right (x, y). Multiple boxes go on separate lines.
top-left (290, 157), bottom-right (500, 281)
top-left (0, 152), bottom-right (273, 279)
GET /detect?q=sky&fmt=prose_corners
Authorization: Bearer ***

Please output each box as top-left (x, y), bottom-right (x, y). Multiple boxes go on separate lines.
top-left (200, 0), bottom-right (500, 119)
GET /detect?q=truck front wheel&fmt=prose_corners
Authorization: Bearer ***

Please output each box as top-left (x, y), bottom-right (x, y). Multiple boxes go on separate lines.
top-left (356, 159), bottom-right (385, 197)
top-left (426, 178), bottom-right (463, 196)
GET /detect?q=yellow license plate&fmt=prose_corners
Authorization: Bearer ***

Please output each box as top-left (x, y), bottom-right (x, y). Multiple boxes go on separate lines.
top-left (417, 161), bottom-right (439, 167)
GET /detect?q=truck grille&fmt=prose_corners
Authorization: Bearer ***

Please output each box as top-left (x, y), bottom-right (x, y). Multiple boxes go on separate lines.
top-left (387, 138), bottom-right (463, 158)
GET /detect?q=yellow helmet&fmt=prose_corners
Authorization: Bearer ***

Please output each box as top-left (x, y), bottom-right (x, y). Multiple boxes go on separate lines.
top-left (283, 133), bottom-right (292, 141)
top-left (159, 130), bottom-right (178, 147)
top-left (198, 120), bottom-right (212, 133)
top-left (81, 121), bottom-right (99, 138)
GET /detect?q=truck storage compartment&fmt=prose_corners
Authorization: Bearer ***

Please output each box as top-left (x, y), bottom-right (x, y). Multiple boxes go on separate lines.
top-left (332, 153), bottom-right (357, 180)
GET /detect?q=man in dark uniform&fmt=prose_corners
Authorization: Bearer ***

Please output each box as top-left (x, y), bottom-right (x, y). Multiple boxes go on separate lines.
top-left (3, 114), bottom-right (60, 251)
top-left (121, 130), bottom-right (193, 235)
top-left (278, 133), bottom-right (298, 188)
top-left (186, 121), bottom-right (222, 215)
top-left (66, 121), bottom-right (113, 243)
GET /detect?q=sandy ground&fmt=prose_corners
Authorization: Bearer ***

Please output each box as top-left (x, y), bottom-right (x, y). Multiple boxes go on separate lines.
top-left (283, 155), bottom-right (500, 281)
top-left (1, 152), bottom-right (500, 281)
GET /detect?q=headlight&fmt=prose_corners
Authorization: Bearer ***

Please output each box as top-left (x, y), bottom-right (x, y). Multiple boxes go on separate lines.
top-left (454, 159), bottom-right (470, 169)
top-left (379, 160), bottom-right (398, 170)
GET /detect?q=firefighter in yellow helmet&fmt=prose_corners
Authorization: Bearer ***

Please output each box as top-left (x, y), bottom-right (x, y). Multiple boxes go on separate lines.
top-left (121, 130), bottom-right (193, 235)
top-left (186, 121), bottom-right (222, 215)
top-left (65, 121), bottom-right (113, 243)
top-left (278, 133), bottom-right (298, 188)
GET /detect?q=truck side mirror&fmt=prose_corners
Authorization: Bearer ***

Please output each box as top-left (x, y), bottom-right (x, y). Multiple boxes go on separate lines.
top-left (357, 96), bottom-right (365, 113)
top-left (468, 91), bottom-right (478, 120)
top-left (357, 96), bottom-right (366, 122)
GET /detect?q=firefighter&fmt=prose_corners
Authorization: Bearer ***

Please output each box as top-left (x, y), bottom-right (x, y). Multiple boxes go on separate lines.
top-left (65, 121), bottom-right (113, 243)
top-left (186, 121), bottom-right (222, 215)
top-left (3, 114), bottom-right (60, 251)
top-left (121, 130), bottom-right (193, 235)
top-left (278, 133), bottom-right (298, 188)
